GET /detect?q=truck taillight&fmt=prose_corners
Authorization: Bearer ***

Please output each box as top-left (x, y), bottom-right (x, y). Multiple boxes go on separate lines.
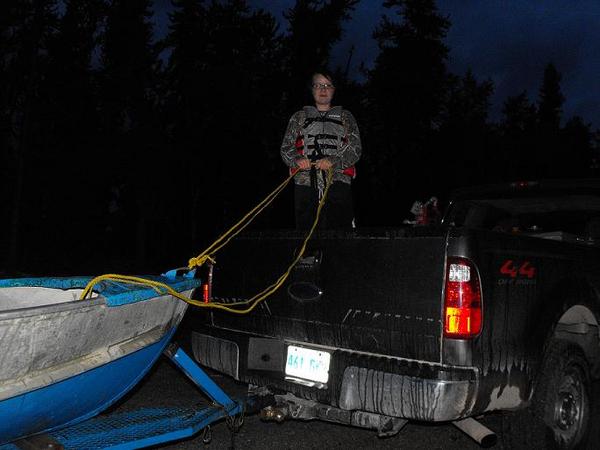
top-left (444, 257), bottom-right (482, 339)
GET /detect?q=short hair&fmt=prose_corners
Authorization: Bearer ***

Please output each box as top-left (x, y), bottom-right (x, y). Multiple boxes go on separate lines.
top-left (311, 71), bottom-right (335, 86)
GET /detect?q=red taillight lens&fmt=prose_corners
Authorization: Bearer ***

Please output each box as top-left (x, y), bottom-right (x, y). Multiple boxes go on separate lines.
top-left (202, 283), bottom-right (210, 303)
top-left (444, 257), bottom-right (482, 338)
top-left (199, 262), bottom-right (213, 303)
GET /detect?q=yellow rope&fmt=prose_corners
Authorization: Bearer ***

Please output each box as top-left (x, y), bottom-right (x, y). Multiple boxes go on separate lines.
top-left (80, 169), bottom-right (333, 314)
top-left (188, 170), bottom-right (295, 270)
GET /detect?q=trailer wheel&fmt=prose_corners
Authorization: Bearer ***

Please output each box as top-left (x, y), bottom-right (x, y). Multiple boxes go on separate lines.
top-left (533, 339), bottom-right (591, 449)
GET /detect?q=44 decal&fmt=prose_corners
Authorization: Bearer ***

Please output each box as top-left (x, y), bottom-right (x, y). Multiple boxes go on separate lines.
top-left (500, 260), bottom-right (536, 279)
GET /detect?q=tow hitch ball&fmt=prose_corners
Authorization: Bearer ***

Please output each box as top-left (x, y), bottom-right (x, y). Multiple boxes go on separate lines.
top-left (260, 403), bottom-right (497, 448)
top-left (259, 405), bottom-right (288, 422)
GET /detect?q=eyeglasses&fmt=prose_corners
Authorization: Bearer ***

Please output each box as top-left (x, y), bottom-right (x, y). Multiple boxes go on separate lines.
top-left (312, 83), bottom-right (335, 90)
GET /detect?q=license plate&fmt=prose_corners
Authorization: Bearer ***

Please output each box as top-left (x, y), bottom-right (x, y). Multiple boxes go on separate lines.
top-left (285, 345), bottom-right (331, 384)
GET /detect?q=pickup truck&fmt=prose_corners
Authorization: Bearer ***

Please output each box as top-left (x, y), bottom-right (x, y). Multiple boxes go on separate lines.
top-left (189, 179), bottom-right (600, 448)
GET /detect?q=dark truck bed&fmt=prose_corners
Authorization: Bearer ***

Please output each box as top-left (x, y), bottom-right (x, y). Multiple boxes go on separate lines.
top-left (190, 179), bottom-right (600, 448)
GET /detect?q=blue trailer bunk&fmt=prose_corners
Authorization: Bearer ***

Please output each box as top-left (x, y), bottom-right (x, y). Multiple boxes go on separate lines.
top-left (1, 345), bottom-right (247, 449)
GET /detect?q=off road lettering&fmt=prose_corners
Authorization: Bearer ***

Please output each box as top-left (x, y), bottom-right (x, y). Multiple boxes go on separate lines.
top-left (500, 260), bottom-right (536, 279)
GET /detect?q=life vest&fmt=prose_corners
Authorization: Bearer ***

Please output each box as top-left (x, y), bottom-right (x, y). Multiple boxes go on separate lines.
top-left (294, 106), bottom-right (356, 178)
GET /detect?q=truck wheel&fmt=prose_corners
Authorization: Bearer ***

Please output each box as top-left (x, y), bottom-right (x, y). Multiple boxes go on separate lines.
top-left (533, 339), bottom-right (591, 449)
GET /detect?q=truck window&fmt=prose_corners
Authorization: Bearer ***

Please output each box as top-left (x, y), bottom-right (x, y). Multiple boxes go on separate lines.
top-left (445, 195), bottom-right (600, 243)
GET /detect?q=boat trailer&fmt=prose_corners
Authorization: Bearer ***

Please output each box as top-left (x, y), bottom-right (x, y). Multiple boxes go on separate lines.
top-left (0, 344), bottom-right (257, 450)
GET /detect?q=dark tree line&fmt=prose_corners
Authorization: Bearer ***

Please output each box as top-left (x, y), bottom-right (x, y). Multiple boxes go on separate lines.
top-left (1, 0), bottom-right (598, 275)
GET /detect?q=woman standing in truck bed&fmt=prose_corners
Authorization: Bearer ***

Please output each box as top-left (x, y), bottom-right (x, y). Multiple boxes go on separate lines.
top-left (280, 72), bottom-right (362, 230)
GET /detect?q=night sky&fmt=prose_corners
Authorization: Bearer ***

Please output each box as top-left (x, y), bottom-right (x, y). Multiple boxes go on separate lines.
top-left (154, 0), bottom-right (600, 129)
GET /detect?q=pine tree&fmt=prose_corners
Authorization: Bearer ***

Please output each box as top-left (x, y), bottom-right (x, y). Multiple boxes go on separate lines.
top-left (282, 0), bottom-right (358, 109)
top-left (535, 63), bottom-right (565, 178)
top-left (98, 0), bottom-right (161, 270)
top-left (437, 70), bottom-right (494, 188)
top-left (561, 116), bottom-right (592, 177)
top-left (502, 92), bottom-right (537, 134)
top-left (440, 70), bottom-right (493, 136)
top-left (44, 0), bottom-right (103, 143)
top-left (163, 0), bottom-right (285, 250)
top-left (363, 0), bottom-right (450, 224)
top-left (1, 0), bottom-right (58, 271)
top-left (538, 63), bottom-right (564, 131)
top-left (38, 0), bottom-right (105, 270)
top-left (100, 0), bottom-right (157, 135)
top-left (499, 92), bottom-right (537, 179)
top-left (162, 0), bottom-right (209, 137)
top-left (369, 0), bottom-right (450, 138)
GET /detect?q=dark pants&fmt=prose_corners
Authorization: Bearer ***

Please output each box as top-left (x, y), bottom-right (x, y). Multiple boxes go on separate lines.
top-left (294, 182), bottom-right (354, 230)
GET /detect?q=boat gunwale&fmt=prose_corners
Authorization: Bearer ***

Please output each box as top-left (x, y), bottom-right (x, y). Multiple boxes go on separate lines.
top-left (0, 296), bottom-right (107, 320)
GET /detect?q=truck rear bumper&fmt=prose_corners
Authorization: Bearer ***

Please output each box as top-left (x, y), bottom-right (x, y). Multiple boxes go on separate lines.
top-left (338, 365), bottom-right (477, 422)
top-left (191, 331), bottom-right (478, 422)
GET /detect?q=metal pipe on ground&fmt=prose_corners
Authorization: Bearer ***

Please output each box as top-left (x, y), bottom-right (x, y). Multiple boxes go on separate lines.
top-left (452, 417), bottom-right (497, 447)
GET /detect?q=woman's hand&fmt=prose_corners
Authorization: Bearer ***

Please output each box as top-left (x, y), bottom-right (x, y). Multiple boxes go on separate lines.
top-left (315, 158), bottom-right (332, 170)
top-left (296, 157), bottom-right (311, 170)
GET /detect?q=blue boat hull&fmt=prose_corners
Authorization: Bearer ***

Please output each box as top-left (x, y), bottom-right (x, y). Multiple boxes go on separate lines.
top-left (0, 327), bottom-right (177, 444)
top-left (0, 274), bottom-right (201, 445)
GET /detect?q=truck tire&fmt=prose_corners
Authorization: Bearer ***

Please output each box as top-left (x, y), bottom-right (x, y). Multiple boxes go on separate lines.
top-left (533, 339), bottom-right (591, 449)
top-left (502, 339), bottom-right (591, 449)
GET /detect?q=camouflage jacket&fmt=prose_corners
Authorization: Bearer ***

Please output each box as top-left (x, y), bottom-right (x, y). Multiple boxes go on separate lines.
top-left (280, 105), bottom-right (362, 187)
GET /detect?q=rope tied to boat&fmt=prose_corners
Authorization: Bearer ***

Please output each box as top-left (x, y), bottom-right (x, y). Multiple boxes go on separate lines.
top-left (80, 168), bottom-right (333, 314)
top-left (187, 254), bottom-right (215, 270)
